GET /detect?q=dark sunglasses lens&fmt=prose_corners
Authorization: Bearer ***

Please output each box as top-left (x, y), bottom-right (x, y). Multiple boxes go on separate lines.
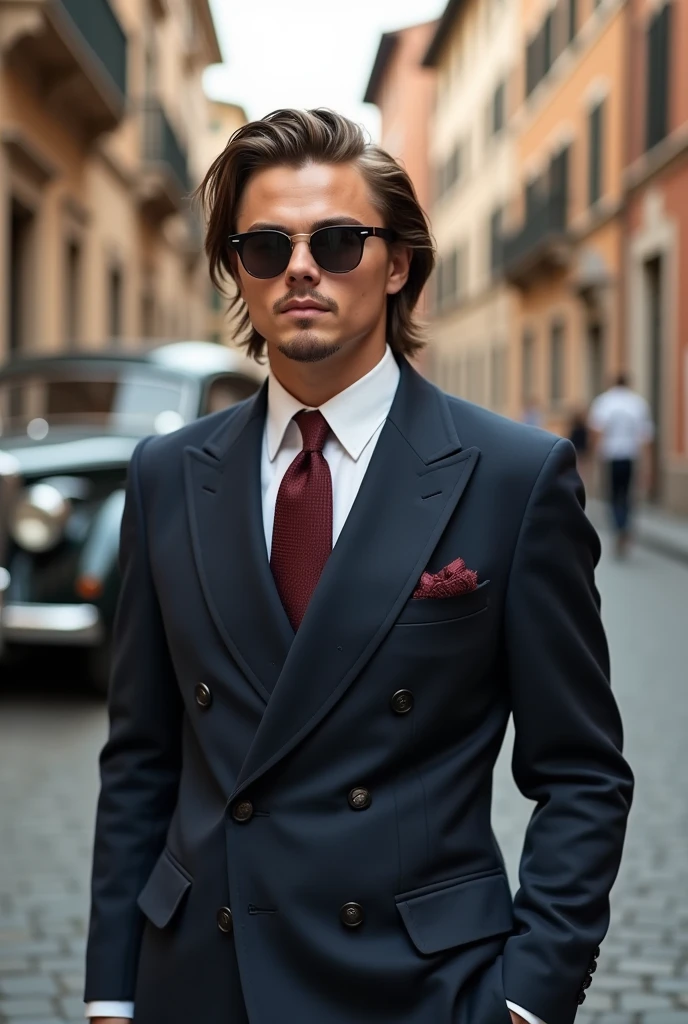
top-left (241, 233), bottom-right (291, 278)
top-left (311, 228), bottom-right (363, 273)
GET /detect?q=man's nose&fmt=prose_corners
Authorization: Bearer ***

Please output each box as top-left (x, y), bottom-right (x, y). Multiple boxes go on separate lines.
top-left (285, 239), bottom-right (321, 284)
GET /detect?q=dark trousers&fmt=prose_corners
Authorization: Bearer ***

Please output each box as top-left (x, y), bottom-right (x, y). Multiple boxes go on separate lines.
top-left (607, 459), bottom-right (634, 532)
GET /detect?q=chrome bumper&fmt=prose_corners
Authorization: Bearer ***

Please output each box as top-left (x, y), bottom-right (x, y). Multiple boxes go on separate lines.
top-left (1, 601), bottom-right (104, 646)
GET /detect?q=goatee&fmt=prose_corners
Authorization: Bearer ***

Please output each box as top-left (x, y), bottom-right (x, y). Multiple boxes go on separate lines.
top-left (277, 334), bottom-right (341, 363)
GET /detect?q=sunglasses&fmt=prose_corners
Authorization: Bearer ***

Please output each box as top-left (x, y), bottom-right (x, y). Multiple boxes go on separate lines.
top-left (228, 225), bottom-right (395, 279)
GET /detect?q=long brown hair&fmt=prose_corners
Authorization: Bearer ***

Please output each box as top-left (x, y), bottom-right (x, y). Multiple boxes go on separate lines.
top-left (196, 108), bottom-right (435, 361)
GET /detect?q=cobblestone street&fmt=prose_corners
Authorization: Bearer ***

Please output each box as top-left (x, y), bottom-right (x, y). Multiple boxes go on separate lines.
top-left (1, 532), bottom-right (687, 1024)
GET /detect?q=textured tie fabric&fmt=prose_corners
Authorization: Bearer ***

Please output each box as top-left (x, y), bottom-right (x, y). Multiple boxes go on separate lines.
top-left (270, 410), bottom-right (333, 630)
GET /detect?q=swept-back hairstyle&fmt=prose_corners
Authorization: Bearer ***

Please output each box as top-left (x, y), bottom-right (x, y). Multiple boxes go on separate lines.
top-left (196, 108), bottom-right (435, 360)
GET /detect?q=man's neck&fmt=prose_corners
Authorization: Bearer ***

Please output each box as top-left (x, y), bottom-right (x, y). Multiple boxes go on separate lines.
top-left (268, 341), bottom-right (387, 407)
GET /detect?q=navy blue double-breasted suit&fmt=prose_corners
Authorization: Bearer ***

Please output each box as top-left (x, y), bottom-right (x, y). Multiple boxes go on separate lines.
top-left (86, 356), bottom-right (633, 1024)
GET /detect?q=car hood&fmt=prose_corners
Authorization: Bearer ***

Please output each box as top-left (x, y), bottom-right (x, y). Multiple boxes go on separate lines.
top-left (1, 434), bottom-right (139, 477)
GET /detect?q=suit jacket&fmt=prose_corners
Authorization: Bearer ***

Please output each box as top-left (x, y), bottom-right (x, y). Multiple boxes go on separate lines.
top-left (86, 356), bottom-right (633, 1024)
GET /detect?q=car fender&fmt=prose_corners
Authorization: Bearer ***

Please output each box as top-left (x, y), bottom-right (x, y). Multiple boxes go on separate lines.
top-left (77, 488), bottom-right (126, 621)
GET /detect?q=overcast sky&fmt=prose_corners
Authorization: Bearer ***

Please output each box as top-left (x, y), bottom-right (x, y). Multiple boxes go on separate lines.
top-left (204, 0), bottom-right (447, 141)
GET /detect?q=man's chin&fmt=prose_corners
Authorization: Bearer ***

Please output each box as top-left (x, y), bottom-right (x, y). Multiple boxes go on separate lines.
top-left (276, 334), bottom-right (341, 364)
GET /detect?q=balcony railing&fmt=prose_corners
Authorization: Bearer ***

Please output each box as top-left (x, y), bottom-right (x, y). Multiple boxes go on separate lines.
top-left (0, 0), bottom-right (128, 136)
top-left (59, 0), bottom-right (127, 97)
top-left (503, 190), bottom-right (571, 288)
top-left (142, 100), bottom-right (191, 192)
top-left (138, 99), bottom-right (191, 220)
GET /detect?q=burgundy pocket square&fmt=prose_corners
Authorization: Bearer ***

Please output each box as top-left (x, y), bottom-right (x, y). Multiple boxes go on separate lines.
top-left (412, 557), bottom-right (479, 600)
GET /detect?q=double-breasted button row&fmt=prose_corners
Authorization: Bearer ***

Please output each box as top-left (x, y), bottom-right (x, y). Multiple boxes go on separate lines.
top-left (390, 689), bottom-right (414, 714)
top-left (340, 902), bottom-right (364, 928)
top-left (217, 907), bottom-right (233, 933)
top-left (232, 799), bottom-right (254, 823)
top-left (195, 682), bottom-right (212, 708)
top-left (348, 787), bottom-right (372, 810)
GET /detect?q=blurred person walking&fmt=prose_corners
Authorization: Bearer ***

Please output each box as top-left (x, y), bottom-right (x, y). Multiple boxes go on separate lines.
top-left (568, 407), bottom-right (592, 488)
top-left (589, 373), bottom-right (654, 558)
top-left (85, 109), bottom-right (632, 1024)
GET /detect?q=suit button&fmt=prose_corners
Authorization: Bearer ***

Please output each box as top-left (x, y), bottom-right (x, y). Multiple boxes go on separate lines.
top-left (391, 689), bottom-right (414, 714)
top-left (348, 787), bottom-right (372, 810)
top-left (594, 946), bottom-right (600, 959)
top-left (232, 799), bottom-right (254, 823)
top-left (195, 682), bottom-right (212, 708)
top-left (588, 961), bottom-right (597, 975)
top-left (340, 902), bottom-right (364, 928)
top-left (577, 992), bottom-right (586, 1005)
top-left (582, 975), bottom-right (592, 990)
top-left (217, 907), bottom-right (233, 933)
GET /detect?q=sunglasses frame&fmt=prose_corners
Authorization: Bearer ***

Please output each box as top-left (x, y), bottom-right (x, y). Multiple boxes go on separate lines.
top-left (227, 225), bottom-right (396, 279)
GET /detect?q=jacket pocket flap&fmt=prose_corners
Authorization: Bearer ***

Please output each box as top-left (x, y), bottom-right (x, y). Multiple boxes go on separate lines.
top-left (396, 870), bottom-right (513, 955)
top-left (137, 848), bottom-right (192, 929)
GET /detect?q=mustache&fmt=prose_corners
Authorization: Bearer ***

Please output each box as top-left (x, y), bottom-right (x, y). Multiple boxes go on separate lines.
top-left (273, 289), bottom-right (339, 316)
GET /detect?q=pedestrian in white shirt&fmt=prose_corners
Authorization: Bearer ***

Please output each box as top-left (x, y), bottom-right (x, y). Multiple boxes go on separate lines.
top-left (589, 373), bottom-right (655, 557)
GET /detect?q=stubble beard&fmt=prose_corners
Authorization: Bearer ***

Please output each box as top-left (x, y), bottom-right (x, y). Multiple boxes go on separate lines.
top-left (277, 325), bottom-right (341, 364)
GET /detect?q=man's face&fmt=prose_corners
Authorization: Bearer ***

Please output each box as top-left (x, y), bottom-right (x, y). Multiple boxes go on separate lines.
top-left (233, 161), bottom-right (409, 364)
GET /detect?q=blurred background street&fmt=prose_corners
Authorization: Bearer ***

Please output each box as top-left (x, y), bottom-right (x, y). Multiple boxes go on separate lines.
top-left (0, 529), bottom-right (687, 1024)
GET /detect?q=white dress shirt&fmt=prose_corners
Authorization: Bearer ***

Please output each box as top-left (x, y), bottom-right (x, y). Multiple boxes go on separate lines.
top-left (86, 345), bottom-right (543, 1024)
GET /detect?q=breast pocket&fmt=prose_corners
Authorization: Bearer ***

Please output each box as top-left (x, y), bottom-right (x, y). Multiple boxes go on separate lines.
top-left (395, 580), bottom-right (491, 627)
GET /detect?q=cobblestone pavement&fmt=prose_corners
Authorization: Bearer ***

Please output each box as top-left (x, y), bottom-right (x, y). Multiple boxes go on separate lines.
top-left (1, 533), bottom-right (687, 1024)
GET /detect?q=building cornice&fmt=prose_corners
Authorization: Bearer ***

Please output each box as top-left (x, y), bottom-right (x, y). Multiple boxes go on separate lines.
top-left (363, 32), bottom-right (399, 104)
top-left (423, 0), bottom-right (467, 67)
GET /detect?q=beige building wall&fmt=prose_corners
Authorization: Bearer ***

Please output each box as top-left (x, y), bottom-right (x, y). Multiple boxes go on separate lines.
top-left (424, 0), bottom-right (519, 415)
top-left (0, 0), bottom-right (222, 361)
top-left (201, 99), bottom-right (248, 349)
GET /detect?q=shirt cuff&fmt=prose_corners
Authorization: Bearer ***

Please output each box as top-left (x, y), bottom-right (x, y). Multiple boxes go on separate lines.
top-left (85, 1001), bottom-right (135, 1018)
top-left (506, 1001), bottom-right (547, 1024)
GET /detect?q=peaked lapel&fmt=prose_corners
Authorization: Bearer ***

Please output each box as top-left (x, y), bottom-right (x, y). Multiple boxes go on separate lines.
top-left (184, 385), bottom-right (294, 702)
top-left (233, 359), bottom-right (480, 795)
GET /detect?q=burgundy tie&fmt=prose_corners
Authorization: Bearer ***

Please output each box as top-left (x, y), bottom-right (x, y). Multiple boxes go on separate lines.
top-left (270, 410), bottom-right (333, 630)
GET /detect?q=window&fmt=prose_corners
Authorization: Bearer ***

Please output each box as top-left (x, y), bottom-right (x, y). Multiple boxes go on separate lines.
top-left (65, 239), bottom-right (81, 347)
top-left (522, 329), bottom-right (535, 404)
top-left (589, 100), bottom-right (604, 206)
top-left (108, 265), bottom-right (123, 341)
top-left (543, 12), bottom-right (554, 74)
top-left (491, 345), bottom-right (507, 410)
top-left (492, 80), bottom-right (506, 135)
top-left (549, 320), bottom-right (565, 405)
top-left (434, 143), bottom-right (462, 202)
top-left (646, 3), bottom-right (671, 151)
top-left (489, 207), bottom-right (504, 278)
top-left (568, 0), bottom-right (578, 41)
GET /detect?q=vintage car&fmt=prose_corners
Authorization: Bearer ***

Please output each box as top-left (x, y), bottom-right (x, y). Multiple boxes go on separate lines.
top-left (0, 341), bottom-right (263, 691)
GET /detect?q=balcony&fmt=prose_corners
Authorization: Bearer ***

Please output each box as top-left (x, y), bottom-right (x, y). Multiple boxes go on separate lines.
top-left (503, 191), bottom-right (572, 289)
top-left (137, 99), bottom-right (191, 222)
top-left (0, 0), bottom-right (127, 138)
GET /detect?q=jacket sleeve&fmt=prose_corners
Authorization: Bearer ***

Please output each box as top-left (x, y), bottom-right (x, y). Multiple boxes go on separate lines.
top-left (85, 436), bottom-right (184, 1001)
top-left (501, 438), bottom-right (633, 1024)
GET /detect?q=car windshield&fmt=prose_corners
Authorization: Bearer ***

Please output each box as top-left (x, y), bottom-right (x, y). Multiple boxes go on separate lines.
top-left (0, 366), bottom-right (191, 439)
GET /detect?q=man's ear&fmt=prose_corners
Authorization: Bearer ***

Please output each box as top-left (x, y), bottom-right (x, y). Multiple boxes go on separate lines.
top-left (386, 245), bottom-right (412, 296)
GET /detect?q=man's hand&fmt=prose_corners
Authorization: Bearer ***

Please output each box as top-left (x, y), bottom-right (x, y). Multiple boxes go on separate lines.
top-left (510, 1013), bottom-right (528, 1024)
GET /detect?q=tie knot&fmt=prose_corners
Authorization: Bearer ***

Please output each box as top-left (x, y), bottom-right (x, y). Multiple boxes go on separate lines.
top-left (295, 410), bottom-right (330, 453)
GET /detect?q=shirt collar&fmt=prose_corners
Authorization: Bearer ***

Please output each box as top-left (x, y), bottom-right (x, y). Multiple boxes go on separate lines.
top-left (266, 345), bottom-right (400, 462)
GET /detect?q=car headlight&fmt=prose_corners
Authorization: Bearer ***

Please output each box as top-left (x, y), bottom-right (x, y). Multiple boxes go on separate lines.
top-left (10, 483), bottom-right (71, 553)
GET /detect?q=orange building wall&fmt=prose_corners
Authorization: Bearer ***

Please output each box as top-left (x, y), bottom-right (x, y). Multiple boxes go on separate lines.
top-left (518, 9), bottom-right (626, 221)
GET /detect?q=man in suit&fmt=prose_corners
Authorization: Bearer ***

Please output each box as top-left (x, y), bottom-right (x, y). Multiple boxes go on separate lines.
top-left (85, 109), bottom-right (633, 1024)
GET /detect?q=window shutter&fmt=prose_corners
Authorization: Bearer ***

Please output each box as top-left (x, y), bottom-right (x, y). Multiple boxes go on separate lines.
top-left (589, 101), bottom-right (604, 206)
